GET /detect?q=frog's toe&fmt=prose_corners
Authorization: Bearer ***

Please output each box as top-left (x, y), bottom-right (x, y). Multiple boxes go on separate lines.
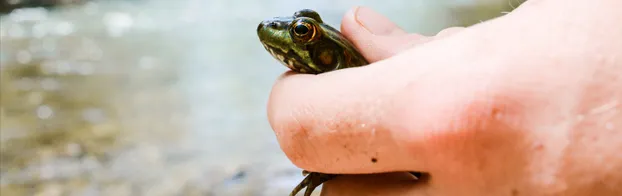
top-left (290, 172), bottom-right (337, 196)
top-left (289, 174), bottom-right (309, 196)
top-left (303, 180), bottom-right (320, 196)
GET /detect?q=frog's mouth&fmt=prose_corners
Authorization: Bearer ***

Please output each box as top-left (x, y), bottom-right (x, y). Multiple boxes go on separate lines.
top-left (261, 43), bottom-right (319, 74)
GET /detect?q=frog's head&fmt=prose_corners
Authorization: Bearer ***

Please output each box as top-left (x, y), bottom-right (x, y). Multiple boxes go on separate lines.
top-left (258, 9), bottom-right (357, 74)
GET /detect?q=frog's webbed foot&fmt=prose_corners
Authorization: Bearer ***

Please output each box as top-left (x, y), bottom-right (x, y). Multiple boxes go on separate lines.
top-left (289, 171), bottom-right (338, 196)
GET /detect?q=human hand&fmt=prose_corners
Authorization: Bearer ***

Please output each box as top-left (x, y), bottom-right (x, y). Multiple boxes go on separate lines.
top-left (267, 0), bottom-right (622, 195)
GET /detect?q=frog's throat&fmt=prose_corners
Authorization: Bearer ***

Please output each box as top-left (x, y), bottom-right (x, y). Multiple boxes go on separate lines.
top-left (262, 43), bottom-right (321, 74)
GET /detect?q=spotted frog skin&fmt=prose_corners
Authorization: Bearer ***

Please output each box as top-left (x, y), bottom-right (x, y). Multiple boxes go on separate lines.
top-left (257, 9), bottom-right (368, 74)
top-left (257, 9), bottom-right (421, 196)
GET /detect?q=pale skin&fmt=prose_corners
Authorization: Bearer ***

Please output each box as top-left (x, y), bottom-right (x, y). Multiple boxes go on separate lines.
top-left (267, 0), bottom-right (622, 195)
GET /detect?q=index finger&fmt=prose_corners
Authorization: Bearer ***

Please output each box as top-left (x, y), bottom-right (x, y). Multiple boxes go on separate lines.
top-left (267, 7), bottom-right (430, 174)
top-left (267, 53), bottom-right (416, 174)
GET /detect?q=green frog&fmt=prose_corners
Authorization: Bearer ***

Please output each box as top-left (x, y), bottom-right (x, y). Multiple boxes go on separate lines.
top-left (257, 9), bottom-right (421, 196)
top-left (257, 9), bottom-right (368, 74)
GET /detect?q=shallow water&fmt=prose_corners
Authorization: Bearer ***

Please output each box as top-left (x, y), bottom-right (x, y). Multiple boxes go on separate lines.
top-left (0, 0), bottom-right (519, 195)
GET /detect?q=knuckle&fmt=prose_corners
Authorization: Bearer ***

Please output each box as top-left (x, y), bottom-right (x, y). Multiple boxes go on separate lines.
top-left (268, 74), bottom-right (332, 169)
top-left (267, 94), bottom-right (315, 168)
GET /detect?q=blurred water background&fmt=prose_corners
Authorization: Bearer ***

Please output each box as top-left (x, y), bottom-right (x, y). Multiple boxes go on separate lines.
top-left (0, 0), bottom-right (524, 195)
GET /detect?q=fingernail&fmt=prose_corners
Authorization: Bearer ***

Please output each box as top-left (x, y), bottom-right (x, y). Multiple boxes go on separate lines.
top-left (354, 6), bottom-right (405, 36)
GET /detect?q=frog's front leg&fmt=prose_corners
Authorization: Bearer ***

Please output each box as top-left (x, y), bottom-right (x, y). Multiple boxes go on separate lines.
top-left (290, 170), bottom-right (338, 196)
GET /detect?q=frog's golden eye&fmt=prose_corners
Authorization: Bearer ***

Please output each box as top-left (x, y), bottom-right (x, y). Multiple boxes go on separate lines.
top-left (290, 19), bottom-right (318, 43)
top-left (294, 23), bottom-right (310, 35)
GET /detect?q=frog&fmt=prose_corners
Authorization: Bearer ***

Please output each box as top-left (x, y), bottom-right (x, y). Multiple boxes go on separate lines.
top-left (257, 9), bottom-right (422, 196)
top-left (256, 9), bottom-right (368, 74)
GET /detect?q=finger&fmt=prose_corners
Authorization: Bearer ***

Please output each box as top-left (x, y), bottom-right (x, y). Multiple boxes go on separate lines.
top-left (434, 26), bottom-right (465, 38)
top-left (320, 172), bottom-right (431, 196)
top-left (268, 52), bottom-right (427, 174)
top-left (340, 6), bottom-right (430, 62)
top-left (343, 6), bottom-right (408, 36)
top-left (268, 7), bottom-right (474, 176)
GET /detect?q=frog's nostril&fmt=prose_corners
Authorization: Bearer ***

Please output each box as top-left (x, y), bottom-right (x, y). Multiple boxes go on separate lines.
top-left (268, 22), bottom-right (278, 28)
top-left (258, 21), bottom-right (279, 31)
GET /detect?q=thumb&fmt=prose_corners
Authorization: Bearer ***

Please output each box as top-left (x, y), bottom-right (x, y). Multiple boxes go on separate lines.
top-left (340, 6), bottom-right (429, 62)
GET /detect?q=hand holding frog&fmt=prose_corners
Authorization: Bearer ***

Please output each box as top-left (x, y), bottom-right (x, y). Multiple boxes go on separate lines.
top-left (268, 0), bottom-right (622, 195)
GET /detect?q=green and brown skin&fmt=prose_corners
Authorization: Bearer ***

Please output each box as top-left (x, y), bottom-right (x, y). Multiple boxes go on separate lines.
top-left (257, 9), bottom-right (368, 74)
top-left (257, 9), bottom-right (422, 196)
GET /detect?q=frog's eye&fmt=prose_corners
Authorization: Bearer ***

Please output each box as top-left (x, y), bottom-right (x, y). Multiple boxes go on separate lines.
top-left (290, 19), bottom-right (319, 43)
top-left (294, 24), bottom-right (310, 35)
